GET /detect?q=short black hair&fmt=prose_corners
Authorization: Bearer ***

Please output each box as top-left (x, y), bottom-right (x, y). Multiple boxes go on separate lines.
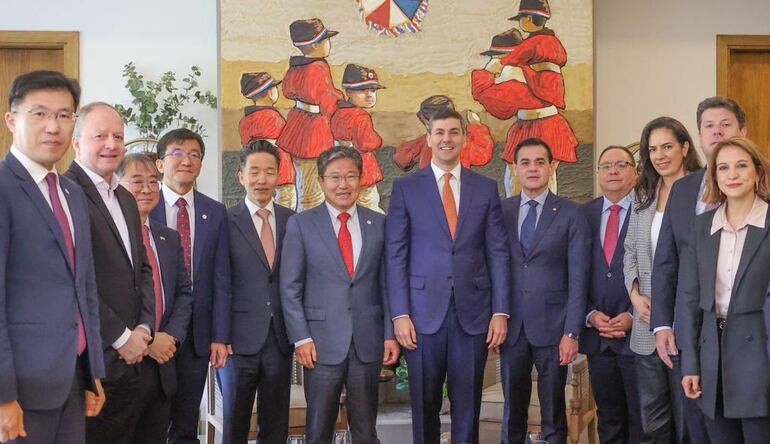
top-left (514, 138), bottom-right (553, 163)
top-left (8, 70), bottom-right (81, 110)
top-left (598, 145), bottom-right (636, 166)
top-left (427, 107), bottom-right (467, 134)
top-left (157, 128), bottom-right (206, 159)
top-left (696, 96), bottom-right (746, 130)
top-left (239, 139), bottom-right (281, 170)
top-left (317, 146), bottom-right (362, 177)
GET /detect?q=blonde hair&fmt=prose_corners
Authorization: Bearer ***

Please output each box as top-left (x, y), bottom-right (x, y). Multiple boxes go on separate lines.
top-left (704, 137), bottom-right (770, 204)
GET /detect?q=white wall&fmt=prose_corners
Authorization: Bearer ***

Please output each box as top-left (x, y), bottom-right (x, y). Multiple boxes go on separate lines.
top-left (0, 0), bottom-right (221, 198)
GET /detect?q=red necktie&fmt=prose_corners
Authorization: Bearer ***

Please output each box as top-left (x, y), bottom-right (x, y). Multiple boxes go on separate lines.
top-left (175, 198), bottom-right (192, 276)
top-left (337, 212), bottom-right (354, 278)
top-left (604, 204), bottom-right (622, 265)
top-left (142, 225), bottom-right (164, 332)
top-left (45, 173), bottom-right (86, 355)
top-left (442, 172), bottom-right (458, 239)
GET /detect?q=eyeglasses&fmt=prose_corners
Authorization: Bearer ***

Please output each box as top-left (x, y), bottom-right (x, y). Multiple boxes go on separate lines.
top-left (597, 161), bottom-right (634, 172)
top-left (321, 174), bottom-right (361, 184)
top-left (120, 180), bottom-right (160, 192)
top-left (14, 108), bottom-right (76, 124)
top-left (164, 150), bottom-right (203, 162)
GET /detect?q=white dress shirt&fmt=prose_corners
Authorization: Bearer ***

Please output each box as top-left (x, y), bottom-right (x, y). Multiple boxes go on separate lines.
top-left (244, 197), bottom-right (277, 246)
top-left (430, 161), bottom-right (461, 213)
top-left (162, 185), bottom-right (196, 281)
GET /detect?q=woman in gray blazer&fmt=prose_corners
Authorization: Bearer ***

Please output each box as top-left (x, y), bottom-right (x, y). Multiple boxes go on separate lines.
top-left (623, 117), bottom-right (701, 442)
top-left (679, 137), bottom-right (770, 443)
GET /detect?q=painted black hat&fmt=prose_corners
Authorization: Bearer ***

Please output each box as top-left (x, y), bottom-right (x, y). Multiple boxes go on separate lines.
top-left (509, 0), bottom-right (551, 20)
top-left (480, 29), bottom-right (524, 56)
top-left (341, 64), bottom-right (385, 90)
top-left (290, 18), bottom-right (338, 46)
top-left (240, 72), bottom-right (281, 99)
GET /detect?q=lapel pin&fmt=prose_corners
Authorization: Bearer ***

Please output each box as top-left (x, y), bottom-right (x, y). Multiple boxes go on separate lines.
top-left (202, 214), bottom-right (208, 220)
top-left (552, 207), bottom-right (557, 211)
top-left (64, 188), bottom-right (70, 195)
top-left (366, 220), bottom-right (372, 225)
top-left (160, 236), bottom-right (166, 241)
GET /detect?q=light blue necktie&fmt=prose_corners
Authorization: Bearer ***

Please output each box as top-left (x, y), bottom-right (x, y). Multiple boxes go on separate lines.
top-left (520, 200), bottom-right (539, 255)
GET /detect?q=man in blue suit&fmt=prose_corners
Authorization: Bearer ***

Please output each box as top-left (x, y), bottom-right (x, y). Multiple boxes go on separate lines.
top-left (150, 128), bottom-right (231, 444)
top-left (386, 108), bottom-right (511, 444)
top-left (581, 146), bottom-right (641, 444)
top-left (500, 138), bottom-right (590, 444)
top-left (0, 71), bottom-right (105, 443)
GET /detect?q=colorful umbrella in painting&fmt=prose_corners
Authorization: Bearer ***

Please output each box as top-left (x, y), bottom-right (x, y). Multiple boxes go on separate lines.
top-left (357, 0), bottom-right (429, 37)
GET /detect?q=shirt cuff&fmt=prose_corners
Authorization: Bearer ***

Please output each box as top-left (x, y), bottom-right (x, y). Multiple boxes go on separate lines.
top-left (653, 326), bottom-right (672, 334)
top-left (112, 328), bottom-right (132, 350)
top-left (392, 315), bottom-right (410, 321)
top-left (492, 313), bottom-right (510, 319)
top-left (294, 338), bottom-right (313, 347)
top-left (137, 324), bottom-right (151, 335)
top-left (585, 310), bottom-right (597, 327)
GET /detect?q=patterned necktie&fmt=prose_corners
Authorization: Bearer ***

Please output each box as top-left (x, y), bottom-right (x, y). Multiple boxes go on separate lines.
top-left (142, 225), bottom-right (164, 332)
top-left (45, 173), bottom-right (86, 355)
top-left (256, 208), bottom-right (276, 268)
top-left (520, 200), bottom-right (539, 255)
top-left (604, 204), bottom-right (622, 265)
top-left (175, 197), bottom-right (192, 276)
top-left (442, 172), bottom-right (458, 239)
top-left (337, 212), bottom-right (354, 278)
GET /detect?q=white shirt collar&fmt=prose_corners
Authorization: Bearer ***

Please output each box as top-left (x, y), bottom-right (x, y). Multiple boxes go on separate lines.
top-left (75, 159), bottom-right (119, 191)
top-left (10, 145), bottom-right (56, 184)
top-left (325, 201), bottom-right (358, 221)
top-left (244, 197), bottom-right (275, 217)
top-left (602, 191), bottom-right (633, 213)
top-left (430, 161), bottom-right (462, 184)
top-left (521, 189), bottom-right (549, 207)
top-left (162, 184), bottom-right (195, 209)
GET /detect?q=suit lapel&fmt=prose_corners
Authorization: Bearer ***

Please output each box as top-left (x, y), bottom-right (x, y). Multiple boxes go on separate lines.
top-left (192, 191), bottom-right (209, 276)
top-left (732, 214), bottom-right (770, 294)
top-left (610, 204), bottom-right (632, 267)
top-left (150, 193), bottom-right (168, 225)
top-left (355, 206), bottom-right (371, 280)
top-left (311, 205), bottom-right (351, 281)
top-left (116, 188), bottom-right (141, 270)
top-left (232, 202), bottom-right (271, 271)
top-left (528, 192), bottom-right (559, 256)
top-left (274, 205), bottom-right (289, 272)
top-left (455, 168), bottom-right (474, 239)
top-left (151, 222), bottom-right (173, 323)
top-left (421, 168), bottom-right (452, 240)
top-left (509, 195), bottom-right (523, 256)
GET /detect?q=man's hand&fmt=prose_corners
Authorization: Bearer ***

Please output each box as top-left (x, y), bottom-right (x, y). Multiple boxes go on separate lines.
top-left (394, 317), bottom-right (417, 351)
top-left (295, 342), bottom-right (317, 369)
top-left (486, 315), bottom-right (508, 354)
top-left (630, 290), bottom-right (651, 324)
top-left (117, 328), bottom-right (151, 364)
top-left (85, 378), bottom-right (106, 417)
top-left (484, 57), bottom-right (503, 74)
top-left (0, 400), bottom-right (26, 443)
top-left (682, 375), bottom-right (702, 399)
top-left (383, 340), bottom-right (400, 365)
top-left (148, 332), bottom-right (177, 364)
top-left (655, 329), bottom-right (678, 369)
top-left (210, 343), bottom-right (229, 369)
top-left (595, 312), bottom-right (633, 339)
top-left (559, 335), bottom-right (579, 366)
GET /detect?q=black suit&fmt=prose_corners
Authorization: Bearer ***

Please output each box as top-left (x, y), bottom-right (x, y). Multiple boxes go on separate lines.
top-left (65, 162), bottom-right (156, 444)
top-left (219, 201), bottom-right (293, 444)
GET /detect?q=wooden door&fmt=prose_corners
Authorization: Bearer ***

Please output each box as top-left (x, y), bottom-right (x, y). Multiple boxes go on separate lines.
top-left (0, 31), bottom-right (79, 169)
top-left (717, 35), bottom-right (770, 160)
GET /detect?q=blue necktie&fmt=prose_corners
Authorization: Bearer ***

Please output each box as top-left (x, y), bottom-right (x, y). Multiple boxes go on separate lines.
top-left (520, 200), bottom-right (539, 255)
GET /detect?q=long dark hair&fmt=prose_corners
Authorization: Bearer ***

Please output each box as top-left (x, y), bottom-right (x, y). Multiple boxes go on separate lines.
top-left (634, 116), bottom-right (702, 211)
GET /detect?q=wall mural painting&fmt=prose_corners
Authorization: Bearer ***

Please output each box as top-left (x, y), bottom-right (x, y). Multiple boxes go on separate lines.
top-left (221, 0), bottom-right (594, 211)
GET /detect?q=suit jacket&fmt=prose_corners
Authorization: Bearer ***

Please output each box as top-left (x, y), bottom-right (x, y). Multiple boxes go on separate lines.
top-left (65, 162), bottom-right (155, 381)
top-left (501, 191), bottom-right (590, 348)
top-left (580, 197), bottom-right (633, 356)
top-left (0, 153), bottom-right (105, 410)
top-left (680, 207), bottom-right (770, 419)
top-left (228, 201), bottom-right (293, 356)
top-left (651, 169), bottom-right (705, 330)
top-left (622, 194), bottom-right (660, 355)
top-left (280, 204), bottom-right (394, 366)
top-left (150, 190), bottom-right (231, 356)
top-left (150, 220), bottom-right (194, 398)
top-left (386, 167), bottom-right (510, 336)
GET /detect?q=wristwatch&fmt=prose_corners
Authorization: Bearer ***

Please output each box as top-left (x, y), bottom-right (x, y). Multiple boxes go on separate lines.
top-left (565, 332), bottom-right (579, 340)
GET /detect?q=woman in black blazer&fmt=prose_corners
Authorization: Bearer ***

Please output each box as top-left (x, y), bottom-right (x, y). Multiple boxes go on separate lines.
top-left (679, 137), bottom-right (770, 443)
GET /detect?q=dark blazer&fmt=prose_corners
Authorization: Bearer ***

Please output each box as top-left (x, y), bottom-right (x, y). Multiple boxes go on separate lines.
top-left (501, 191), bottom-right (590, 347)
top-left (651, 168), bottom-right (705, 330)
top-left (65, 162), bottom-right (155, 381)
top-left (0, 153), bottom-right (105, 410)
top-left (228, 201), bottom-right (293, 355)
top-left (281, 204), bottom-right (394, 366)
top-left (680, 205), bottom-right (770, 419)
top-left (385, 167), bottom-right (511, 335)
top-left (580, 196), bottom-right (633, 356)
top-left (150, 220), bottom-right (194, 398)
top-left (150, 190), bottom-right (231, 356)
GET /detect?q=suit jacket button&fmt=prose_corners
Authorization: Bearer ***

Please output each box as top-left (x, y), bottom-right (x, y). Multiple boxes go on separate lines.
top-left (523, 264), bottom-right (528, 268)
top-left (348, 307), bottom-right (352, 311)
top-left (72, 322), bottom-right (78, 329)
top-left (746, 335), bottom-right (754, 341)
top-left (606, 272), bottom-right (612, 278)
top-left (268, 277), bottom-right (273, 283)
top-left (266, 301), bottom-right (271, 306)
top-left (350, 283), bottom-right (354, 288)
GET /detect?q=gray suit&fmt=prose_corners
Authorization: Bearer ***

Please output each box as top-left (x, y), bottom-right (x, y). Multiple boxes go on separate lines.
top-left (281, 203), bottom-right (394, 444)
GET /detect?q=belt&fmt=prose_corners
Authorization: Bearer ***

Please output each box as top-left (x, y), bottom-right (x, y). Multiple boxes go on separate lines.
top-left (530, 61), bottom-right (562, 73)
top-left (295, 100), bottom-right (320, 114)
top-left (517, 105), bottom-right (558, 121)
top-left (717, 318), bottom-right (727, 330)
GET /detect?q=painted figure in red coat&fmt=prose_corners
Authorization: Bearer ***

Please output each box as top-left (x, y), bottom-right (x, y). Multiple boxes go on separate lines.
top-left (277, 18), bottom-right (343, 211)
top-left (393, 95), bottom-right (494, 172)
top-left (331, 64), bottom-right (386, 213)
top-left (238, 72), bottom-right (297, 210)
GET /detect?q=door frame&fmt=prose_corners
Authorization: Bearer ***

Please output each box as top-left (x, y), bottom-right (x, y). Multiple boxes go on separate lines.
top-left (0, 31), bottom-right (79, 80)
top-left (716, 35), bottom-right (770, 97)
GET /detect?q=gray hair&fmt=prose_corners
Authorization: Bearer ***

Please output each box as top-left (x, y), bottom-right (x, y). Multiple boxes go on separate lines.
top-left (116, 153), bottom-right (160, 180)
top-left (73, 101), bottom-right (122, 137)
top-left (316, 146), bottom-right (362, 177)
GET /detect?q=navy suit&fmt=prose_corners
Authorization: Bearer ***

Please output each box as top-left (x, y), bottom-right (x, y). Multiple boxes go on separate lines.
top-left (151, 190), bottom-right (232, 444)
top-left (500, 191), bottom-right (590, 444)
top-left (386, 167), bottom-right (510, 444)
top-left (0, 152), bottom-right (104, 443)
top-left (580, 196), bottom-right (641, 444)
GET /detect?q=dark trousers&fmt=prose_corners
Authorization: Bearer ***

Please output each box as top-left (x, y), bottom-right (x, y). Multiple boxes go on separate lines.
top-left (405, 297), bottom-right (488, 444)
top-left (86, 363), bottom-right (146, 444)
top-left (500, 326), bottom-right (567, 444)
top-left (219, 325), bottom-right (291, 444)
top-left (13, 359), bottom-right (86, 444)
top-left (168, 324), bottom-right (210, 444)
top-left (135, 359), bottom-right (172, 444)
top-left (635, 353), bottom-right (693, 444)
top-left (673, 353), bottom-right (710, 444)
top-left (587, 350), bottom-right (642, 444)
top-left (304, 346), bottom-right (381, 444)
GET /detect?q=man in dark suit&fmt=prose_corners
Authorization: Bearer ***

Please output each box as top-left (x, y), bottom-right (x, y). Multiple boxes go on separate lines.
top-left (149, 128), bottom-right (231, 444)
top-left (116, 153), bottom-right (194, 443)
top-left (219, 140), bottom-right (294, 444)
top-left (581, 145), bottom-right (641, 444)
top-left (652, 97), bottom-right (746, 443)
top-left (386, 108), bottom-right (511, 444)
top-left (281, 146), bottom-right (399, 444)
top-left (500, 138), bottom-right (590, 444)
top-left (0, 71), bottom-right (105, 444)
top-left (66, 102), bottom-right (156, 443)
